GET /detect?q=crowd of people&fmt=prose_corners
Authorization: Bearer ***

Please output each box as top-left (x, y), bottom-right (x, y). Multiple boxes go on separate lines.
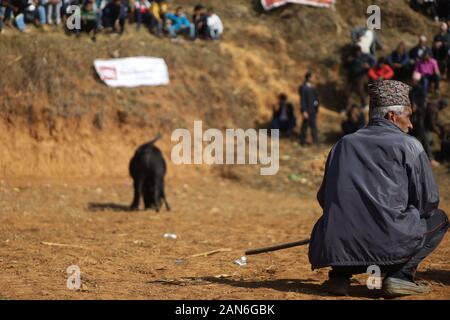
top-left (269, 21), bottom-right (450, 163)
top-left (0, 0), bottom-right (224, 41)
top-left (342, 23), bottom-right (450, 164)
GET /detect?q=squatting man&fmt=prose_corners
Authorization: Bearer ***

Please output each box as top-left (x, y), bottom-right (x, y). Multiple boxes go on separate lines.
top-left (309, 80), bottom-right (449, 297)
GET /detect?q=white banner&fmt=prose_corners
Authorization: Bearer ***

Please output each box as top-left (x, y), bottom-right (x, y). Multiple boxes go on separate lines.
top-left (94, 57), bottom-right (170, 88)
top-left (261, 0), bottom-right (335, 10)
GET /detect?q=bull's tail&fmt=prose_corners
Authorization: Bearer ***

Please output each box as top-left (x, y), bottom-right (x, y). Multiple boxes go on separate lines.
top-left (148, 133), bottom-right (162, 145)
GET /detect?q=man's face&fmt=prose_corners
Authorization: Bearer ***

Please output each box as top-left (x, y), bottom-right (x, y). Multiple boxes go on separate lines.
top-left (389, 106), bottom-right (413, 133)
top-left (419, 37), bottom-right (426, 46)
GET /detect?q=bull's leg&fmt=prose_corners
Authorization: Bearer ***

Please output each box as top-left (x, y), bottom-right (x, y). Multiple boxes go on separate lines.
top-left (143, 181), bottom-right (154, 210)
top-left (161, 181), bottom-right (171, 211)
top-left (130, 178), bottom-right (143, 210)
top-left (154, 179), bottom-right (162, 212)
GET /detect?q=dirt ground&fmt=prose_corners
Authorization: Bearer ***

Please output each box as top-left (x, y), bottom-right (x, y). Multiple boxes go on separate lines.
top-left (0, 154), bottom-right (449, 300)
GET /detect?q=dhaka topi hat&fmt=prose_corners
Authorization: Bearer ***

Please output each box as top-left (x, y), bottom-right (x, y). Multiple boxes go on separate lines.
top-left (368, 80), bottom-right (411, 109)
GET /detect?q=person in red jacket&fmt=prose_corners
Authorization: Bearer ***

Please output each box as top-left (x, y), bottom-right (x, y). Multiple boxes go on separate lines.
top-left (368, 57), bottom-right (395, 82)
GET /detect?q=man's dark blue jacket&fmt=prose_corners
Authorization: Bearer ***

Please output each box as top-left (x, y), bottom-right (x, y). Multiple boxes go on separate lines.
top-left (309, 118), bottom-right (439, 269)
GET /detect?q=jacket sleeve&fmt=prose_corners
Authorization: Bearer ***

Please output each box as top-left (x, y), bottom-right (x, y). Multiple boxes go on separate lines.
top-left (382, 65), bottom-right (394, 79)
top-left (408, 151), bottom-right (440, 218)
top-left (368, 67), bottom-right (378, 81)
top-left (317, 147), bottom-right (334, 209)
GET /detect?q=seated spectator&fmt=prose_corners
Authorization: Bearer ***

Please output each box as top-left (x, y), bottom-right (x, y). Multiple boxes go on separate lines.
top-left (415, 51), bottom-right (441, 96)
top-left (102, 0), bottom-right (128, 35)
top-left (9, 0), bottom-right (28, 32)
top-left (409, 35), bottom-right (433, 64)
top-left (410, 72), bottom-right (429, 156)
top-left (206, 6), bottom-right (223, 40)
top-left (47, 0), bottom-right (62, 25)
top-left (344, 45), bottom-right (375, 109)
top-left (165, 6), bottom-right (195, 40)
top-left (153, 0), bottom-right (168, 26)
top-left (425, 99), bottom-right (448, 162)
top-left (0, 0), bottom-right (9, 34)
top-left (192, 4), bottom-right (207, 39)
top-left (432, 22), bottom-right (450, 79)
top-left (94, 0), bottom-right (105, 30)
top-left (80, 0), bottom-right (97, 41)
top-left (61, 0), bottom-right (77, 23)
top-left (341, 104), bottom-right (365, 136)
top-left (441, 123), bottom-right (450, 162)
top-left (271, 93), bottom-right (296, 138)
top-left (387, 42), bottom-right (411, 80)
top-left (148, 0), bottom-right (164, 36)
top-left (134, 0), bottom-right (160, 35)
top-left (24, 0), bottom-right (46, 27)
top-left (368, 57), bottom-right (394, 82)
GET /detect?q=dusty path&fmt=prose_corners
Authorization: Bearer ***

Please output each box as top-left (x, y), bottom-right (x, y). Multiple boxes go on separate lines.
top-left (0, 171), bottom-right (449, 300)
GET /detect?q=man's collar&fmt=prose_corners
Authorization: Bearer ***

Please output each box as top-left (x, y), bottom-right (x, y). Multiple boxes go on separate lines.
top-left (368, 117), bottom-right (405, 134)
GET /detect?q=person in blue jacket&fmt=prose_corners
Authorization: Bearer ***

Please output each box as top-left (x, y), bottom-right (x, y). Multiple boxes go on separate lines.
top-left (165, 5), bottom-right (195, 40)
top-left (309, 80), bottom-right (449, 298)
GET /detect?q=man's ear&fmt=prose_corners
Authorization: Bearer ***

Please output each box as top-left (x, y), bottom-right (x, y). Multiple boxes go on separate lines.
top-left (385, 111), bottom-right (396, 122)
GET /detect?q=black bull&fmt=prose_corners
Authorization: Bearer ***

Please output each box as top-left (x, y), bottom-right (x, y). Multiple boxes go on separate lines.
top-left (129, 135), bottom-right (170, 212)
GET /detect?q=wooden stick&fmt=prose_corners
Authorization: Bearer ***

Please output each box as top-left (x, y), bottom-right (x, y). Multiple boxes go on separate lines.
top-left (188, 248), bottom-right (232, 258)
top-left (41, 241), bottom-right (85, 249)
top-left (245, 239), bottom-right (310, 256)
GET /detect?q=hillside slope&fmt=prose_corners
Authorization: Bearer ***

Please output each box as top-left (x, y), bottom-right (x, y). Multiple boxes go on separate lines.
top-left (0, 0), bottom-right (447, 177)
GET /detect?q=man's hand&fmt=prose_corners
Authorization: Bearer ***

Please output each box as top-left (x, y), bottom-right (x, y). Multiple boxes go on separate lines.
top-left (303, 112), bottom-right (309, 119)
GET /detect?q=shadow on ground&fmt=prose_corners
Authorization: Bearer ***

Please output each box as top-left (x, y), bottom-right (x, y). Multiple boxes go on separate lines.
top-left (416, 269), bottom-right (450, 286)
top-left (87, 202), bottom-right (132, 212)
top-left (158, 276), bottom-right (389, 299)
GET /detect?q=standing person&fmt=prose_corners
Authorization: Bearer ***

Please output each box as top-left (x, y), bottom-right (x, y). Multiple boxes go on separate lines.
top-left (415, 51), bottom-right (441, 96)
top-left (344, 45), bottom-right (375, 110)
top-left (299, 71), bottom-right (320, 146)
top-left (206, 6), bottom-right (223, 40)
top-left (309, 80), bottom-right (449, 297)
top-left (270, 93), bottom-right (296, 138)
top-left (351, 26), bottom-right (383, 59)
